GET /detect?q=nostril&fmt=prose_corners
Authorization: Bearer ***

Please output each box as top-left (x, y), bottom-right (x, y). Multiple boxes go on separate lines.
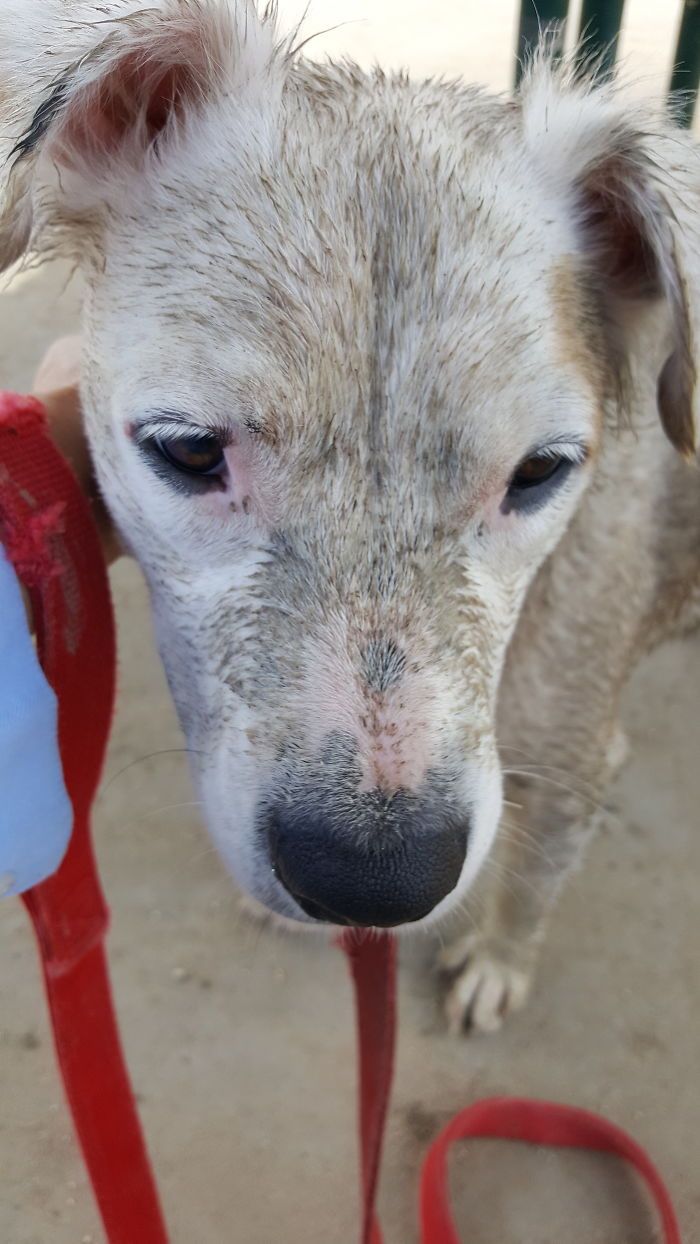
top-left (267, 793), bottom-right (468, 927)
top-left (269, 827), bottom-right (351, 925)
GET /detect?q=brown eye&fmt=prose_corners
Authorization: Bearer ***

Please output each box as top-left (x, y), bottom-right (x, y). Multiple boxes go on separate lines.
top-left (502, 450), bottom-right (579, 515)
top-left (510, 454), bottom-right (564, 490)
top-left (155, 432), bottom-right (225, 476)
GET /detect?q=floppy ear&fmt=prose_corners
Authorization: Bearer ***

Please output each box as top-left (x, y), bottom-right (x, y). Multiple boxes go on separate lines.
top-left (0, 0), bottom-right (277, 271)
top-left (521, 59), bottom-right (699, 460)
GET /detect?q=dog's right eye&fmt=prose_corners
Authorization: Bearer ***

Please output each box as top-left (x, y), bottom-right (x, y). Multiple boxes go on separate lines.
top-left (154, 432), bottom-right (225, 476)
top-left (135, 425), bottom-right (228, 493)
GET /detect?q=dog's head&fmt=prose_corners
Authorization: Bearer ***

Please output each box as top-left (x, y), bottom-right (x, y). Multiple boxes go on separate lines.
top-left (2, 2), bottom-right (697, 928)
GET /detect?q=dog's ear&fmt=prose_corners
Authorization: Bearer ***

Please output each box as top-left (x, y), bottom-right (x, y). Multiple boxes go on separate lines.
top-left (0, 0), bottom-right (276, 271)
top-left (521, 59), bottom-right (699, 460)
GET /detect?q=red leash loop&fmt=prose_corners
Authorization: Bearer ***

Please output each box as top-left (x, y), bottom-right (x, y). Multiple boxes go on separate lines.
top-left (0, 394), bottom-right (169, 1244)
top-left (342, 931), bottom-right (683, 1244)
top-left (419, 1097), bottom-right (682, 1244)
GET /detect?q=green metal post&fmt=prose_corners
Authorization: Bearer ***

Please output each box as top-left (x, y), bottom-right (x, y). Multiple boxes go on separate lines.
top-left (577, 0), bottom-right (627, 77)
top-left (668, 0), bottom-right (700, 128)
top-left (514, 0), bottom-right (570, 87)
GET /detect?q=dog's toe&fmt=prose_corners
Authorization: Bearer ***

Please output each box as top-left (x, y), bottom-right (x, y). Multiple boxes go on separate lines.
top-left (606, 723), bottom-right (631, 774)
top-left (440, 936), bottom-right (532, 1035)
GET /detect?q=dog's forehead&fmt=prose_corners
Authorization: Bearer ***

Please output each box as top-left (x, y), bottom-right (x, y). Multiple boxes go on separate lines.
top-left (102, 65), bottom-right (596, 465)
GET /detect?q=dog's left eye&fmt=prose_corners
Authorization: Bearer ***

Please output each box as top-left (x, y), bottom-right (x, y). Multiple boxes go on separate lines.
top-left (509, 454), bottom-right (566, 490)
top-left (503, 446), bottom-right (584, 514)
top-left (154, 432), bottom-right (225, 476)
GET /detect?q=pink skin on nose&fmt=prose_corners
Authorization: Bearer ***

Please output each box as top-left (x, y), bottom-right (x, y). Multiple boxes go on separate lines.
top-left (356, 688), bottom-right (433, 793)
top-left (305, 640), bottom-right (436, 794)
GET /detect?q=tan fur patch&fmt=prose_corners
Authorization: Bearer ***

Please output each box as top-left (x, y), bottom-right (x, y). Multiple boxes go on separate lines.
top-left (549, 259), bottom-right (607, 449)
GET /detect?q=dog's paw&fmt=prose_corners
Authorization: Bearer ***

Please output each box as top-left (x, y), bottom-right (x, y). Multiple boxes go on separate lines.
top-left (606, 723), bottom-right (630, 775)
top-left (439, 935), bottom-right (532, 1035)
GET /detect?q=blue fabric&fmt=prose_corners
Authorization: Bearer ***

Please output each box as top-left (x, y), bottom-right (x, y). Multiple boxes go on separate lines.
top-left (0, 546), bottom-right (72, 896)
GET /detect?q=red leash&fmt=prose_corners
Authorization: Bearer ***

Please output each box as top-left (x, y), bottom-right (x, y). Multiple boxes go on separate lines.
top-left (343, 929), bottom-right (683, 1244)
top-left (0, 394), bottom-right (168, 1244)
top-left (341, 932), bottom-right (398, 1244)
top-left (0, 391), bottom-right (683, 1244)
top-left (418, 1097), bottom-right (682, 1244)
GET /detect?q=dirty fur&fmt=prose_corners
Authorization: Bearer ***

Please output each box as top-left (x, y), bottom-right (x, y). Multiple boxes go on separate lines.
top-left (1, 1), bottom-right (698, 1031)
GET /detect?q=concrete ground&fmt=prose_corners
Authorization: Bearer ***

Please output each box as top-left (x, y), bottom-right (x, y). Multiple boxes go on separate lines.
top-left (1, 7), bottom-right (699, 1242)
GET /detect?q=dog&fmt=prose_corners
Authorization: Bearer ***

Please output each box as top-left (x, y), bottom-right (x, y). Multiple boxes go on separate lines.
top-left (1, 0), bottom-right (698, 1034)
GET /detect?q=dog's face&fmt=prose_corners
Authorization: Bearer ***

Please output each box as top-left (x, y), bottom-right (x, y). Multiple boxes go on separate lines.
top-left (1, 3), bottom-right (696, 928)
top-left (83, 125), bottom-right (598, 926)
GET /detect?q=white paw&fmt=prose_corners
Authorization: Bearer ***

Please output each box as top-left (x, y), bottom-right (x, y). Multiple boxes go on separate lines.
top-left (606, 724), bottom-right (630, 774)
top-left (439, 936), bottom-right (532, 1035)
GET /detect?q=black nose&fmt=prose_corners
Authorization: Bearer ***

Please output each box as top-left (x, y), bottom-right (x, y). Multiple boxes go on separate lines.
top-left (266, 789), bottom-right (468, 927)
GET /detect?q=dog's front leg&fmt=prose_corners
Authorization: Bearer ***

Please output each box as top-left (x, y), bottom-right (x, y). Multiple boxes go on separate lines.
top-left (439, 512), bottom-right (638, 1034)
top-left (439, 769), bottom-right (612, 1033)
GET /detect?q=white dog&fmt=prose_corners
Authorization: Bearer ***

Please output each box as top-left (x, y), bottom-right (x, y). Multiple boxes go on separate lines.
top-left (1, 1), bottom-right (698, 1032)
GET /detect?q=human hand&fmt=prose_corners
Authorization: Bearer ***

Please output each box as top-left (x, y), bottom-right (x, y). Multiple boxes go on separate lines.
top-left (32, 336), bottom-right (121, 564)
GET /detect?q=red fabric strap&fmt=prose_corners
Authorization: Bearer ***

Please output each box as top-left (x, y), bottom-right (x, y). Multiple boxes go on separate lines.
top-left (340, 932), bottom-right (398, 1244)
top-left (0, 393), bottom-right (169, 1244)
top-left (419, 1096), bottom-right (682, 1244)
top-left (341, 930), bottom-right (683, 1244)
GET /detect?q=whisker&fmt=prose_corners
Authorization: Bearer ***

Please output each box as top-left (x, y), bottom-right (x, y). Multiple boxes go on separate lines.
top-left (499, 747), bottom-right (610, 803)
top-left (100, 748), bottom-right (207, 797)
top-left (502, 766), bottom-right (607, 814)
top-left (480, 857), bottom-right (542, 903)
top-left (139, 799), bottom-right (203, 821)
top-left (497, 825), bottom-right (558, 869)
